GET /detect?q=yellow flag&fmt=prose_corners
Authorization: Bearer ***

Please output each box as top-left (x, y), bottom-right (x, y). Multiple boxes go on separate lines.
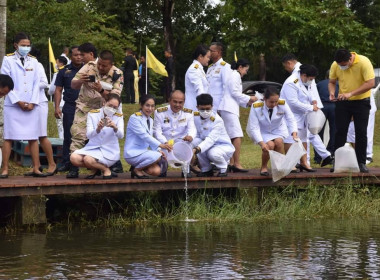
top-left (48, 38), bottom-right (57, 73)
top-left (146, 47), bottom-right (168, 77)
top-left (234, 51), bottom-right (238, 62)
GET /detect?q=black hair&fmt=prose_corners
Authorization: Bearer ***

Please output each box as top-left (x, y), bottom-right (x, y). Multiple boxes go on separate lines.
top-left (13, 32), bottom-right (30, 44)
top-left (210, 42), bottom-right (224, 53)
top-left (192, 44), bottom-right (209, 60)
top-left (0, 74), bottom-right (14, 90)
top-left (196, 93), bottom-right (213, 106)
top-left (334, 49), bottom-right (351, 63)
top-left (70, 45), bottom-right (79, 55)
top-left (300, 64), bottom-right (319, 77)
top-left (29, 47), bottom-right (40, 60)
top-left (264, 86), bottom-right (280, 99)
top-left (57, 56), bottom-right (68, 65)
top-left (231, 58), bottom-right (250, 70)
top-left (107, 93), bottom-right (121, 105)
top-left (99, 50), bottom-right (114, 63)
top-left (281, 53), bottom-right (297, 63)
top-left (125, 48), bottom-right (133, 54)
top-left (139, 94), bottom-right (156, 106)
top-left (78, 43), bottom-right (97, 58)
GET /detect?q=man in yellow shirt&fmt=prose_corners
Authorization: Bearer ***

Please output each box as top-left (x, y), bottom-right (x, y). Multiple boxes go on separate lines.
top-left (328, 49), bottom-right (375, 173)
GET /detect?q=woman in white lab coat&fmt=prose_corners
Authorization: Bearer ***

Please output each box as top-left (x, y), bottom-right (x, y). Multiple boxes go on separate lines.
top-left (70, 94), bottom-right (124, 179)
top-left (247, 87), bottom-right (298, 176)
top-left (219, 58), bottom-right (257, 172)
top-left (184, 44), bottom-right (210, 111)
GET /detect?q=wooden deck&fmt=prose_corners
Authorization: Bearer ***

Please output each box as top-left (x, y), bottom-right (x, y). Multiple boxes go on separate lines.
top-left (0, 168), bottom-right (379, 198)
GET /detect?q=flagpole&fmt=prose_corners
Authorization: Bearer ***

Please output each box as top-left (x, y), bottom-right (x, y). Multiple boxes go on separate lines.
top-left (145, 45), bottom-right (148, 96)
top-left (49, 38), bottom-right (52, 83)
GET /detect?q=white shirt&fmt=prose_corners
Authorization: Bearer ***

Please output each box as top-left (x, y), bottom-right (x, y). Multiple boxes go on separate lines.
top-left (206, 58), bottom-right (231, 111)
top-left (184, 60), bottom-right (209, 111)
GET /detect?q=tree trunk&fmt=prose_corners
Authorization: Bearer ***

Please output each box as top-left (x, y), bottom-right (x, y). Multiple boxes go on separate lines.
top-left (259, 53), bottom-right (266, 81)
top-left (0, 0), bottom-right (6, 66)
top-left (163, 0), bottom-right (175, 90)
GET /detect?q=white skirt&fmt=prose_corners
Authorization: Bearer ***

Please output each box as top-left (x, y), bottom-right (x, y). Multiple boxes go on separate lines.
top-left (4, 105), bottom-right (40, 140)
top-left (39, 101), bottom-right (48, 137)
top-left (125, 150), bottom-right (161, 169)
top-left (74, 147), bottom-right (118, 167)
top-left (219, 110), bottom-right (243, 138)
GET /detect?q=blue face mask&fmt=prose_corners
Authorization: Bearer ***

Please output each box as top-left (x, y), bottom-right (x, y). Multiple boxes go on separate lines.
top-left (18, 46), bottom-right (31, 57)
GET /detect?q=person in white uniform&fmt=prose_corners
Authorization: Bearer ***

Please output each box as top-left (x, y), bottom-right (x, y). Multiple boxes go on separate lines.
top-left (347, 91), bottom-right (377, 164)
top-left (280, 64), bottom-right (320, 172)
top-left (247, 87), bottom-right (298, 176)
top-left (71, 94), bottom-right (124, 179)
top-left (184, 44), bottom-right (210, 111)
top-left (282, 53), bottom-right (333, 166)
top-left (192, 93), bottom-right (235, 177)
top-left (0, 32), bottom-right (46, 178)
top-left (153, 90), bottom-right (196, 177)
top-left (124, 95), bottom-right (172, 179)
top-left (206, 42), bottom-right (231, 112)
top-left (219, 58), bottom-right (257, 173)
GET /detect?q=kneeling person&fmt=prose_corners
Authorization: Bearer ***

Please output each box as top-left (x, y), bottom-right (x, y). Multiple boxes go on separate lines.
top-left (70, 94), bottom-right (124, 179)
top-left (192, 93), bottom-right (235, 177)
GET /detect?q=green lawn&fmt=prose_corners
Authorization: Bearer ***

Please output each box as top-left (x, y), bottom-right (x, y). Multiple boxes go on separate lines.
top-left (6, 102), bottom-right (380, 175)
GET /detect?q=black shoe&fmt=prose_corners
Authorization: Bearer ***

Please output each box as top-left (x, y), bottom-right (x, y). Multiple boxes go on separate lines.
top-left (66, 170), bottom-right (79, 179)
top-left (359, 163), bottom-right (369, 173)
top-left (45, 167), bottom-right (58, 176)
top-left (32, 172), bottom-right (47, 177)
top-left (196, 169), bottom-right (214, 177)
top-left (0, 174), bottom-right (8, 179)
top-left (110, 160), bottom-right (123, 173)
top-left (85, 170), bottom-right (100, 179)
top-left (321, 155), bottom-right (333, 167)
top-left (111, 171), bottom-right (118, 178)
top-left (299, 165), bottom-right (316, 172)
top-left (102, 174), bottom-right (113, 179)
top-left (260, 171), bottom-right (269, 176)
top-left (131, 170), bottom-right (149, 179)
top-left (158, 172), bottom-right (167, 177)
top-left (190, 165), bottom-right (201, 174)
top-left (181, 172), bottom-right (192, 178)
top-left (57, 163), bottom-right (71, 172)
top-left (24, 166), bottom-right (44, 176)
top-left (216, 171), bottom-right (228, 177)
top-left (229, 165), bottom-right (249, 173)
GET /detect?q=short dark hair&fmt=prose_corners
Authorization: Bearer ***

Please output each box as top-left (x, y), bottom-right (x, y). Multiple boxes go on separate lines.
top-left (334, 49), bottom-right (351, 63)
top-left (264, 86), bottom-right (280, 99)
top-left (78, 43), bottom-right (97, 58)
top-left (196, 93), bottom-right (213, 106)
top-left (99, 50), bottom-right (114, 63)
top-left (210, 42), bottom-right (224, 53)
top-left (281, 53), bottom-right (297, 63)
top-left (231, 58), bottom-right (250, 70)
top-left (13, 32), bottom-right (30, 44)
top-left (57, 56), bottom-right (68, 65)
top-left (192, 44), bottom-right (209, 60)
top-left (0, 74), bottom-right (14, 90)
top-left (70, 45), bottom-right (79, 55)
top-left (139, 94), bottom-right (156, 106)
top-left (300, 64), bottom-right (319, 77)
top-left (108, 93), bottom-right (121, 105)
top-left (125, 48), bottom-right (133, 54)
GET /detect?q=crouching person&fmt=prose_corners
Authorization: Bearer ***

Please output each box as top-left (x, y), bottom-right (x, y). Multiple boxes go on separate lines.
top-left (70, 94), bottom-right (124, 179)
top-left (192, 93), bottom-right (235, 177)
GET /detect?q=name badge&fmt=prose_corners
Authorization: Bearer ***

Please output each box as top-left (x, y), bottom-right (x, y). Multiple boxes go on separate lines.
top-left (25, 68), bottom-right (34, 71)
top-left (178, 118), bottom-right (186, 123)
top-left (277, 112), bottom-right (284, 115)
top-left (215, 68), bottom-right (221, 74)
top-left (164, 118), bottom-right (170, 123)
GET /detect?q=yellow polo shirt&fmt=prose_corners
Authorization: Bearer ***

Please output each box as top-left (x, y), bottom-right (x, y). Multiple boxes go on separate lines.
top-left (329, 52), bottom-right (375, 100)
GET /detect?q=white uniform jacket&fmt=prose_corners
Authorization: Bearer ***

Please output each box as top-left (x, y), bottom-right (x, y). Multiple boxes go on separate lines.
top-left (153, 105), bottom-right (196, 144)
top-left (1, 52), bottom-right (40, 106)
top-left (37, 62), bottom-right (49, 103)
top-left (184, 60), bottom-right (209, 111)
top-left (247, 100), bottom-right (297, 143)
top-left (280, 71), bottom-right (315, 129)
top-left (124, 112), bottom-right (161, 158)
top-left (219, 70), bottom-right (250, 116)
top-left (84, 108), bottom-right (124, 162)
top-left (193, 112), bottom-right (234, 153)
top-left (206, 58), bottom-right (231, 111)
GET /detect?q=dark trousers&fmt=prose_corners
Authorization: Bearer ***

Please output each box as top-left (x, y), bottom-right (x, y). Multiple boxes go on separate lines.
top-left (139, 77), bottom-right (148, 96)
top-left (314, 102), bottom-right (336, 162)
top-left (62, 102), bottom-right (76, 164)
top-left (334, 99), bottom-right (370, 164)
top-left (125, 75), bottom-right (135, 104)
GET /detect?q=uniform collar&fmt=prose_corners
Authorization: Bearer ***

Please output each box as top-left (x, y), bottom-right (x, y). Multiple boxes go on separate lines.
top-left (15, 51), bottom-right (28, 60)
top-left (67, 63), bottom-right (83, 70)
top-left (215, 57), bottom-right (224, 66)
top-left (168, 105), bottom-right (181, 116)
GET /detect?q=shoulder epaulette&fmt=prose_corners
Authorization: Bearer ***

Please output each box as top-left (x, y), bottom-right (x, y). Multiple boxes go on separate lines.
top-left (194, 111), bottom-right (200, 116)
top-left (253, 102), bottom-right (264, 108)
top-left (6, 53), bottom-right (14, 56)
top-left (58, 66), bottom-right (65, 70)
top-left (278, 100), bottom-right (285, 105)
top-left (157, 107), bottom-right (168, 113)
top-left (220, 61), bottom-right (226, 66)
top-left (135, 112), bottom-right (142, 116)
top-left (114, 112), bottom-right (123, 117)
top-left (89, 109), bottom-right (100, 113)
top-left (182, 108), bottom-right (193, 113)
top-left (194, 64), bottom-right (199, 69)
top-left (208, 63), bottom-right (213, 68)
top-left (293, 78), bottom-right (298, 84)
top-left (210, 116), bottom-right (215, 122)
top-left (27, 54), bottom-right (36, 59)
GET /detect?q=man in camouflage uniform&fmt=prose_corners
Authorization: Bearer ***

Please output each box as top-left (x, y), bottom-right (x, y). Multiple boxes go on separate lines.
top-left (69, 50), bottom-right (123, 178)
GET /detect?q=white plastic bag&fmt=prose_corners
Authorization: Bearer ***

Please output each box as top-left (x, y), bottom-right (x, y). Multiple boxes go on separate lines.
top-left (269, 140), bottom-right (306, 182)
top-left (334, 143), bottom-right (360, 173)
top-left (307, 110), bottom-right (326, 135)
top-left (165, 141), bottom-right (193, 169)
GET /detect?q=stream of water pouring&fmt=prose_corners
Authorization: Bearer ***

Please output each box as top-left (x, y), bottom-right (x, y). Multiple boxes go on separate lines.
top-left (182, 163), bottom-right (197, 222)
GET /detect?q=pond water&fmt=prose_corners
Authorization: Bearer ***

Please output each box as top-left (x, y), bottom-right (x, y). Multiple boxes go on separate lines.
top-left (1, 218), bottom-right (380, 279)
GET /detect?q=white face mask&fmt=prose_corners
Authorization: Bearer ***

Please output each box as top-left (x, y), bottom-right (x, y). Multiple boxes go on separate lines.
top-left (338, 65), bottom-right (349, 70)
top-left (303, 80), bottom-right (312, 87)
top-left (199, 110), bottom-right (212, 119)
top-left (18, 46), bottom-right (31, 57)
top-left (103, 106), bottom-right (117, 117)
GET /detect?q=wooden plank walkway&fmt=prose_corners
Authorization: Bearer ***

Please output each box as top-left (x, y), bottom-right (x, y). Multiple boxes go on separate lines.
top-left (0, 168), bottom-right (379, 197)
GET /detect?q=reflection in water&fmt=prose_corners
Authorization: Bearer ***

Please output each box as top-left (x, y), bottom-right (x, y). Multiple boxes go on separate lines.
top-left (0, 219), bottom-right (380, 279)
